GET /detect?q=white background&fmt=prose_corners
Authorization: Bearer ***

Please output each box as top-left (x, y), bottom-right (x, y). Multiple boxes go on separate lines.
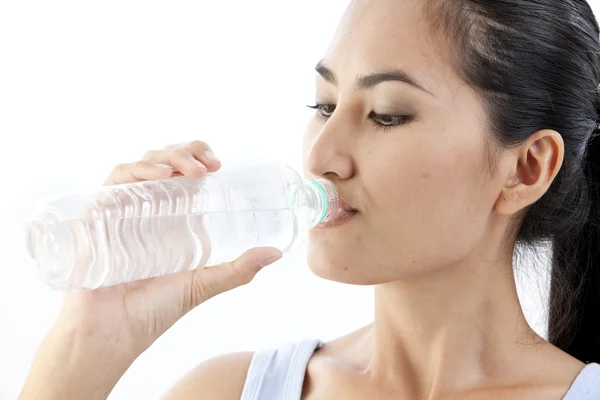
top-left (0, 1), bottom-right (598, 399)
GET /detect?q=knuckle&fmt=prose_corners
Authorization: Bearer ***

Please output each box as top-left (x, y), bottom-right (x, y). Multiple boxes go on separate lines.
top-left (142, 150), bottom-right (158, 160)
top-left (131, 160), bottom-right (146, 170)
top-left (230, 261), bottom-right (254, 286)
top-left (172, 147), bottom-right (190, 159)
top-left (187, 140), bottom-right (208, 151)
top-left (228, 260), bottom-right (243, 275)
top-left (103, 163), bottom-right (131, 185)
top-left (113, 163), bottom-right (131, 174)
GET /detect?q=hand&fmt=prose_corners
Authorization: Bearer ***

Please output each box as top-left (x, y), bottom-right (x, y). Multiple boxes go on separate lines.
top-left (65, 141), bottom-right (283, 354)
top-left (19, 141), bottom-right (284, 400)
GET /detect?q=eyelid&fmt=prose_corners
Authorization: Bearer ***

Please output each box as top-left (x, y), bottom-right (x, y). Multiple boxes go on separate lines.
top-left (308, 103), bottom-right (413, 130)
top-left (307, 103), bottom-right (336, 114)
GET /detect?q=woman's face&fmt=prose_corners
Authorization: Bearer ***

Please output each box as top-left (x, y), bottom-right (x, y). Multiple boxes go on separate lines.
top-left (303, 0), bottom-right (507, 284)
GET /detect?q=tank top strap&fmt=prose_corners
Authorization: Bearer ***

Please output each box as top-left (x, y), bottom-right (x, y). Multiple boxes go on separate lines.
top-left (241, 343), bottom-right (600, 399)
top-left (240, 338), bottom-right (324, 400)
top-left (563, 362), bottom-right (600, 399)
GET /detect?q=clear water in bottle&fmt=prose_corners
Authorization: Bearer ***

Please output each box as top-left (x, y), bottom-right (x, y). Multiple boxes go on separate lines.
top-left (26, 164), bottom-right (341, 291)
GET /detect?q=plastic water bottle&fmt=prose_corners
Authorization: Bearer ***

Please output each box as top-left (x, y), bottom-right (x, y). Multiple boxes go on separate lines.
top-left (25, 164), bottom-right (341, 291)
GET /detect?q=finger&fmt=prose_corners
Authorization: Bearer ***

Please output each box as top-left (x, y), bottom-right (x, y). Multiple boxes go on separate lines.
top-left (103, 161), bottom-right (174, 186)
top-left (143, 148), bottom-right (208, 179)
top-left (185, 247), bottom-right (283, 309)
top-left (185, 141), bottom-right (221, 172)
top-left (164, 141), bottom-right (220, 172)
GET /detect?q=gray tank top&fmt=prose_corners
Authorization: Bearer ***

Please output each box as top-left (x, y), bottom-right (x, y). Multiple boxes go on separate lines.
top-left (240, 339), bottom-right (600, 400)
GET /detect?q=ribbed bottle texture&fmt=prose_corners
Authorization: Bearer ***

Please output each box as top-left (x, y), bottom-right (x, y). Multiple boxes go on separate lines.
top-left (26, 164), bottom-right (341, 290)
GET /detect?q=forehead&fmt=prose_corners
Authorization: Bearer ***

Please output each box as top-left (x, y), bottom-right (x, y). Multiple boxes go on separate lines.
top-left (322, 0), bottom-right (459, 95)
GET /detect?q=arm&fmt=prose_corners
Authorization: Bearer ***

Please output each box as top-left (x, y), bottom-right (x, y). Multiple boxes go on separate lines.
top-left (18, 322), bottom-right (138, 400)
top-left (19, 326), bottom-right (253, 400)
top-left (20, 326), bottom-right (252, 400)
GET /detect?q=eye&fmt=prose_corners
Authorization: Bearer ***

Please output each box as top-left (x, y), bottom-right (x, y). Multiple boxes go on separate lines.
top-left (369, 112), bottom-right (414, 132)
top-left (306, 104), bottom-right (414, 132)
top-left (307, 104), bottom-right (336, 121)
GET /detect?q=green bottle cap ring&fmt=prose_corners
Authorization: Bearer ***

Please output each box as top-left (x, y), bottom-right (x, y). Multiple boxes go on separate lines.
top-left (290, 181), bottom-right (328, 225)
top-left (311, 180), bottom-right (328, 224)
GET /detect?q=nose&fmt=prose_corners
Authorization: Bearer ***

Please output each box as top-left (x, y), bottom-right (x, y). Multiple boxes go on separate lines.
top-left (304, 115), bottom-right (355, 182)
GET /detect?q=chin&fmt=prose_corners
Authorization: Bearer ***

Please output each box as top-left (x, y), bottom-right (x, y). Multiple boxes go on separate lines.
top-left (306, 240), bottom-right (386, 285)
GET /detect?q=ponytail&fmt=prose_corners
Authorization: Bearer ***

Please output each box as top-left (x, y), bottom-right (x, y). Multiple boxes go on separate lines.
top-left (548, 124), bottom-right (600, 363)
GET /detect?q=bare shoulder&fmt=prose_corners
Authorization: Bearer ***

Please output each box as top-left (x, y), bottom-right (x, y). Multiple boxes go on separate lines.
top-left (161, 352), bottom-right (254, 400)
top-left (310, 323), bottom-right (374, 366)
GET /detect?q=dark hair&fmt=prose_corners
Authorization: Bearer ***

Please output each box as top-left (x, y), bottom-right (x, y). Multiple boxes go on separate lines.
top-left (425, 0), bottom-right (600, 363)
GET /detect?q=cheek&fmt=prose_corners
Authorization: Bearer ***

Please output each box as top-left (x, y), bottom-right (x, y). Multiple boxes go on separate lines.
top-left (367, 106), bottom-right (485, 216)
top-left (365, 135), bottom-right (488, 268)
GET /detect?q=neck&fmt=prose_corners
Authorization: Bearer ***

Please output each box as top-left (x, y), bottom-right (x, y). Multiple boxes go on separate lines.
top-left (367, 238), bottom-right (543, 397)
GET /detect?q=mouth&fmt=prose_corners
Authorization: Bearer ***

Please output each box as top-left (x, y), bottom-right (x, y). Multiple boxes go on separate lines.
top-left (341, 202), bottom-right (358, 213)
top-left (340, 196), bottom-right (359, 213)
top-left (316, 198), bottom-right (359, 229)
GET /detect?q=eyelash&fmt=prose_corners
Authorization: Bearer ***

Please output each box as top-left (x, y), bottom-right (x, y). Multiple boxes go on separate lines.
top-left (306, 104), bottom-right (413, 132)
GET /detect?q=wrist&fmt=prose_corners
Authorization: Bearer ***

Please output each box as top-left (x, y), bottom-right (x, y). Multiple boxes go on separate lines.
top-left (19, 320), bottom-right (138, 400)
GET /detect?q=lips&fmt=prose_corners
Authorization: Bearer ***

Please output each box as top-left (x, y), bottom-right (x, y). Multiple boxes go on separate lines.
top-left (317, 207), bottom-right (358, 228)
top-left (319, 195), bottom-right (358, 226)
top-left (340, 200), bottom-right (358, 213)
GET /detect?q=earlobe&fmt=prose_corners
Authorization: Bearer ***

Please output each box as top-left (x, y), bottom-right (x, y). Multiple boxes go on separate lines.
top-left (494, 184), bottom-right (522, 216)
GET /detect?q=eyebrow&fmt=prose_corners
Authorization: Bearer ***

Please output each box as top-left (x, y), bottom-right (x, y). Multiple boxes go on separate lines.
top-left (315, 60), bottom-right (434, 96)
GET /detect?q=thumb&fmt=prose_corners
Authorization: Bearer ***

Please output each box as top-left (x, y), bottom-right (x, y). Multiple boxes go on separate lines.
top-left (184, 247), bottom-right (283, 310)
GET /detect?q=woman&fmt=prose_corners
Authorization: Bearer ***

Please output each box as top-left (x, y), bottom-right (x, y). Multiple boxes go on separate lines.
top-left (19, 0), bottom-right (600, 398)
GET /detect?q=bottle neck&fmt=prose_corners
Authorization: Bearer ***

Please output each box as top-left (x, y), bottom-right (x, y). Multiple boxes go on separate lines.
top-left (303, 179), bottom-right (341, 227)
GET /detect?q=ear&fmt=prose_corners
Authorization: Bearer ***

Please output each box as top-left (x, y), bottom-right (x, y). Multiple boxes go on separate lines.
top-left (494, 129), bottom-right (565, 216)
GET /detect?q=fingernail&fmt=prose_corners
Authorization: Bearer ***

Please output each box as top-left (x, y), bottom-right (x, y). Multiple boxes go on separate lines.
top-left (260, 254), bottom-right (282, 268)
top-left (203, 150), bottom-right (219, 162)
